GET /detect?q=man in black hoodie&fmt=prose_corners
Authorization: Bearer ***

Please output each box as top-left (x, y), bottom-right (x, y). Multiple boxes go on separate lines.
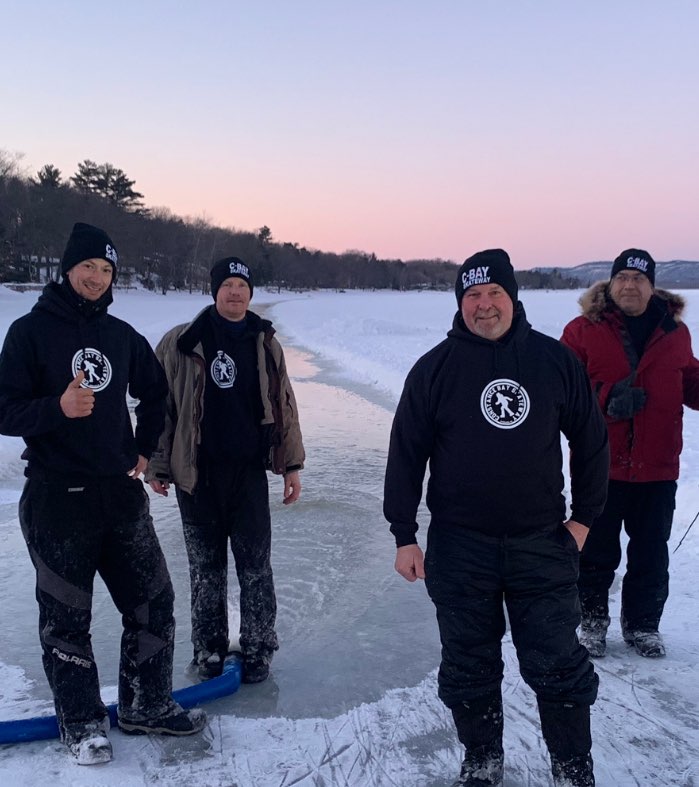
top-left (384, 250), bottom-right (609, 787)
top-left (0, 223), bottom-right (206, 766)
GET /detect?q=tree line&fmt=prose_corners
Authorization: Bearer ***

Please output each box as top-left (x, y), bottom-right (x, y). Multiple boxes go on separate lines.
top-left (0, 149), bottom-right (581, 292)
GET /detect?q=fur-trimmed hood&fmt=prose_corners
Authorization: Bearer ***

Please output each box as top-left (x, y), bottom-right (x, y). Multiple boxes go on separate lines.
top-left (577, 280), bottom-right (685, 324)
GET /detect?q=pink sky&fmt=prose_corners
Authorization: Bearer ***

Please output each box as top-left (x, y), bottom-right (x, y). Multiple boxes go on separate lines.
top-left (3, 1), bottom-right (699, 268)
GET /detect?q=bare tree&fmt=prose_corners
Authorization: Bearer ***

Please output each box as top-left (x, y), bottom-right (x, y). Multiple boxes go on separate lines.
top-left (0, 149), bottom-right (26, 180)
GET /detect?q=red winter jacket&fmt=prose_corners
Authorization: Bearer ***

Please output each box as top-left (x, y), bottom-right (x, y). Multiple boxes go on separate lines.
top-left (561, 282), bottom-right (699, 482)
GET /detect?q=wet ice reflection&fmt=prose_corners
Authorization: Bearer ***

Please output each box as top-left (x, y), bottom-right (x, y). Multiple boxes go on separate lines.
top-left (0, 344), bottom-right (440, 723)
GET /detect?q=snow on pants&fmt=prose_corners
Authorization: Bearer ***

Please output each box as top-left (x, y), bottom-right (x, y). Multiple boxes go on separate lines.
top-left (176, 459), bottom-right (278, 662)
top-left (18, 472), bottom-right (176, 736)
top-left (424, 522), bottom-right (598, 710)
top-left (578, 479), bottom-right (676, 631)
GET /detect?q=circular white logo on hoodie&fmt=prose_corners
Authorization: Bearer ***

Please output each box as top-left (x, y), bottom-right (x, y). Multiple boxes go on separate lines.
top-left (71, 348), bottom-right (112, 392)
top-left (480, 378), bottom-right (530, 429)
top-left (211, 351), bottom-right (236, 388)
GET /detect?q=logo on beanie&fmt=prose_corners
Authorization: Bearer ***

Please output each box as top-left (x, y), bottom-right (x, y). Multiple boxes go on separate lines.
top-left (480, 378), bottom-right (530, 429)
top-left (462, 266), bottom-right (490, 291)
top-left (105, 244), bottom-right (118, 265)
top-left (229, 261), bottom-right (249, 278)
top-left (625, 256), bottom-right (648, 273)
top-left (211, 351), bottom-right (236, 388)
top-left (71, 348), bottom-right (112, 392)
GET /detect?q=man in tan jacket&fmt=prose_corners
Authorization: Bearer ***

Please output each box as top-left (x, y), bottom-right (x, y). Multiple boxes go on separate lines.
top-left (148, 257), bottom-right (304, 683)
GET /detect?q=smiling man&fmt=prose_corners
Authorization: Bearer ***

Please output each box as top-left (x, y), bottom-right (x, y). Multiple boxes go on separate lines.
top-left (148, 257), bottom-right (304, 685)
top-left (384, 249), bottom-right (609, 787)
top-left (562, 249), bottom-right (699, 660)
top-left (0, 223), bottom-right (206, 765)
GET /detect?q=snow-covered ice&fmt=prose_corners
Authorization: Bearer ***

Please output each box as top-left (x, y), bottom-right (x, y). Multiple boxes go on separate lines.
top-left (0, 284), bottom-right (698, 786)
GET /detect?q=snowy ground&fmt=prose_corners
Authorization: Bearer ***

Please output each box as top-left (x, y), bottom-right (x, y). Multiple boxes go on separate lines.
top-left (0, 284), bottom-right (698, 786)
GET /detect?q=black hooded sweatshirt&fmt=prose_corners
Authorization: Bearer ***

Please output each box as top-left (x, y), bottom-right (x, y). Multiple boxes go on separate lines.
top-left (0, 281), bottom-right (167, 477)
top-left (383, 303), bottom-right (609, 547)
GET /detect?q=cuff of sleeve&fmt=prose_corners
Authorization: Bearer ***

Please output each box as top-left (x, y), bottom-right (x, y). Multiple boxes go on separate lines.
top-left (570, 510), bottom-right (594, 528)
top-left (392, 532), bottom-right (419, 548)
top-left (389, 521), bottom-right (419, 548)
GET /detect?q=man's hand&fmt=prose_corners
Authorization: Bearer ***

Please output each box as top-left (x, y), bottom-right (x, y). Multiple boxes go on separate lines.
top-left (127, 455), bottom-right (148, 479)
top-left (607, 374), bottom-right (646, 419)
top-left (148, 479), bottom-right (170, 496)
top-left (59, 371), bottom-right (94, 418)
top-left (564, 519), bottom-right (589, 551)
top-left (283, 470), bottom-right (301, 505)
top-left (395, 544), bottom-right (425, 582)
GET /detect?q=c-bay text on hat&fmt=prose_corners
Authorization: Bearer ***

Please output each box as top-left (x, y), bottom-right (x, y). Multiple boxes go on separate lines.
top-left (624, 256), bottom-right (649, 274)
top-left (105, 244), bottom-right (118, 265)
top-left (229, 261), bottom-right (249, 278)
top-left (462, 266), bottom-right (490, 290)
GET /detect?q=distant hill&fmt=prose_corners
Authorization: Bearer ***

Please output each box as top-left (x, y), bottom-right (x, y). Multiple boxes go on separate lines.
top-left (533, 260), bottom-right (699, 289)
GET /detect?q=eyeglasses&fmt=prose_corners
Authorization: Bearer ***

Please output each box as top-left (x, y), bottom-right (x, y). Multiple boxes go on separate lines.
top-left (614, 272), bottom-right (647, 284)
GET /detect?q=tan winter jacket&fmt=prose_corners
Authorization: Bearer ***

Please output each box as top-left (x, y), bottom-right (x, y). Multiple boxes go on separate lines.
top-left (146, 306), bottom-right (304, 494)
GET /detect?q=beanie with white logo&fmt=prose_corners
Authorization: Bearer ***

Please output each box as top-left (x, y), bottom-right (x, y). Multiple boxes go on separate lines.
top-left (610, 248), bottom-right (655, 285)
top-left (210, 256), bottom-right (253, 300)
top-left (455, 249), bottom-right (518, 307)
top-left (60, 222), bottom-right (118, 280)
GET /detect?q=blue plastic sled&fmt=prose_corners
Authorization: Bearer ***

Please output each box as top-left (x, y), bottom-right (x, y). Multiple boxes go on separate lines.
top-left (0, 658), bottom-right (242, 745)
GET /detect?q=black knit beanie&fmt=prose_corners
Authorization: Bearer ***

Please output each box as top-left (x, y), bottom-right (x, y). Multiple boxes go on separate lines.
top-left (61, 222), bottom-right (118, 279)
top-left (455, 249), bottom-right (518, 306)
top-left (210, 256), bottom-right (253, 300)
top-left (610, 248), bottom-right (655, 285)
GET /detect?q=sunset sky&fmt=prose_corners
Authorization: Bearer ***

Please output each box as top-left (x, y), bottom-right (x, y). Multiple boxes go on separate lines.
top-left (3, 1), bottom-right (699, 268)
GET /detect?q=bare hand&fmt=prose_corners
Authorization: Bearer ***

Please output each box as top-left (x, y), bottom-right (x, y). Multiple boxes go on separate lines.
top-left (564, 519), bottom-right (589, 551)
top-left (283, 470), bottom-right (301, 505)
top-left (395, 544), bottom-right (425, 582)
top-left (148, 479), bottom-right (170, 496)
top-left (60, 371), bottom-right (94, 418)
top-left (127, 455), bottom-right (148, 479)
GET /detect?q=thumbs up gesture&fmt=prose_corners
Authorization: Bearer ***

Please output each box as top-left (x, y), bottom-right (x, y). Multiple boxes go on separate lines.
top-left (59, 371), bottom-right (95, 418)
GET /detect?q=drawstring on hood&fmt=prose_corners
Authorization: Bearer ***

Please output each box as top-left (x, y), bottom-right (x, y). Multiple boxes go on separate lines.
top-left (449, 301), bottom-right (528, 384)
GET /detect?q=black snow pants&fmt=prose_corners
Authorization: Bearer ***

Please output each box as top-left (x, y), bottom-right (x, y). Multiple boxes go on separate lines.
top-left (578, 479), bottom-right (676, 632)
top-left (176, 459), bottom-right (278, 663)
top-left (19, 471), bottom-right (176, 738)
top-left (424, 522), bottom-right (598, 710)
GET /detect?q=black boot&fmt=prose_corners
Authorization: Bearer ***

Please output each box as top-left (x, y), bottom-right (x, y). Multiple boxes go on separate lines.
top-left (451, 693), bottom-right (504, 787)
top-left (538, 699), bottom-right (594, 786)
top-left (551, 752), bottom-right (595, 786)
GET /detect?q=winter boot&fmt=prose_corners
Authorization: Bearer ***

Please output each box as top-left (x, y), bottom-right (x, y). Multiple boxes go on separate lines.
top-left (451, 692), bottom-right (504, 786)
top-left (538, 699), bottom-right (594, 787)
top-left (578, 615), bottom-right (610, 658)
top-left (452, 743), bottom-right (504, 786)
top-left (187, 649), bottom-right (225, 681)
top-left (234, 648), bottom-right (273, 683)
top-left (622, 629), bottom-right (666, 658)
top-left (551, 753), bottom-right (595, 787)
top-left (118, 701), bottom-right (207, 736)
top-left (63, 716), bottom-right (113, 766)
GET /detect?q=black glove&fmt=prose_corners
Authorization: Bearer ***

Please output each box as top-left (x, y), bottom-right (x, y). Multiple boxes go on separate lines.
top-left (606, 374), bottom-right (647, 419)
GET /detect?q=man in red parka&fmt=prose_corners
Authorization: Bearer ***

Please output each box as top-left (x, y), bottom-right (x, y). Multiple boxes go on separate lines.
top-left (561, 248), bottom-right (699, 659)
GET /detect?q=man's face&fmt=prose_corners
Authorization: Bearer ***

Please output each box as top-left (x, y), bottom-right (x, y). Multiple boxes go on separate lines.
top-left (609, 271), bottom-right (653, 316)
top-left (215, 276), bottom-right (251, 321)
top-left (460, 283), bottom-right (514, 340)
top-left (66, 259), bottom-right (113, 301)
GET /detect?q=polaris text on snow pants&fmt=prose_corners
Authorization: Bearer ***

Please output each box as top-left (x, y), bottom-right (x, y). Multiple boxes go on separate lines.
top-left (176, 459), bottom-right (278, 662)
top-left (19, 472), bottom-right (176, 738)
top-left (578, 479), bottom-right (676, 632)
top-left (424, 522), bottom-right (598, 710)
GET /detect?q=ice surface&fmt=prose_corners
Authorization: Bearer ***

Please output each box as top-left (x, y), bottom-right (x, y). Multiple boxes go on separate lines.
top-left (0, 284), bottom-right (698, 785)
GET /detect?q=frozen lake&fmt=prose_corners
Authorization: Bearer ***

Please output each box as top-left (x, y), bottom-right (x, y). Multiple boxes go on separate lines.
top-left (1, 285), bottom-right (698, 785)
